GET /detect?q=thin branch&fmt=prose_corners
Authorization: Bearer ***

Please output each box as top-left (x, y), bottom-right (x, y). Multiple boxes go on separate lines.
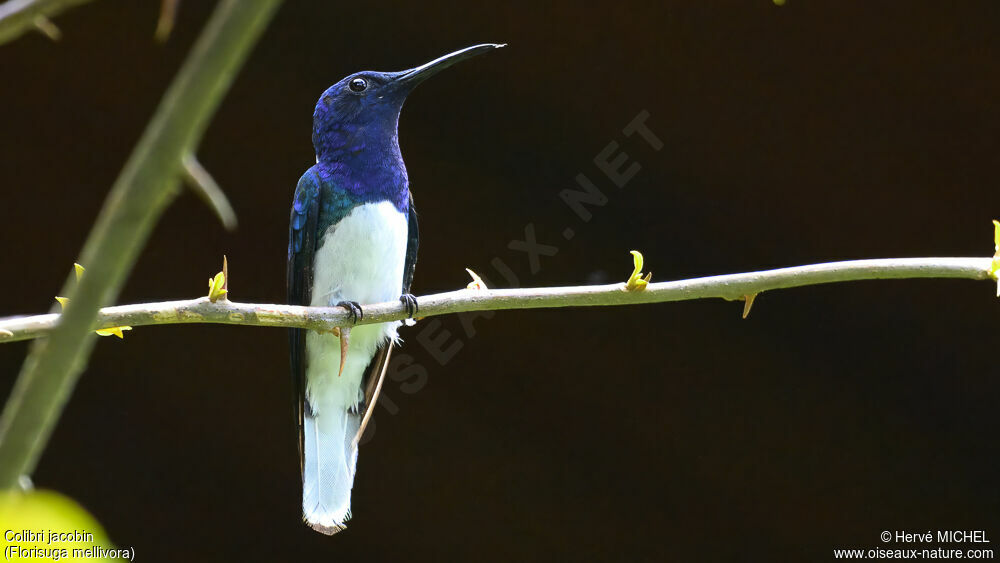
top-left (0, 257), bottom-right (992, 344)
top-left (0, 0), bottom-right (281, 487)
top-left (0, 0), bottom-right (92, 45)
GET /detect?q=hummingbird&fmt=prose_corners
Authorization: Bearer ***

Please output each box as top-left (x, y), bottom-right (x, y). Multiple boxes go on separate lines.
top-left (287, 44), bottom-right (504, 535)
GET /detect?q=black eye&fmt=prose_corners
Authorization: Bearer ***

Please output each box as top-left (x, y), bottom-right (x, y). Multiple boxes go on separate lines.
top-left (349, 78), bottom-right (368, 92)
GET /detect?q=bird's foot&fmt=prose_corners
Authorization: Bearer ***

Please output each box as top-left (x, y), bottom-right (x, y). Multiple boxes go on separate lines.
top-left (336, 300), bottom-right (363, 323)
top-left (399, 294), bottom-right (418, 318)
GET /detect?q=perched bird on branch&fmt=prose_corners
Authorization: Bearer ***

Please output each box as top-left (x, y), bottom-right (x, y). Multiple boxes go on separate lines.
top-left (287, 43), bottom-right (504, 534)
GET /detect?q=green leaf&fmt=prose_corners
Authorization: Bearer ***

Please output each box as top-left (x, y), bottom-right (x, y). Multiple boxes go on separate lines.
top-left (991, 220), bottom-right (1000, 272)
top-left (625, 250), bottom-right (651, 292)
top-left (991, 220), bottom-right (1000, 296)
top-left (207, 271), bottom-right (228, 302)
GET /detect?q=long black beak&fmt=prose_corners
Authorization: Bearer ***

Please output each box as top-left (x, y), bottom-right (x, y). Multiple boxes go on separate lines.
top-left (395, 43), bottom-right (505, 87)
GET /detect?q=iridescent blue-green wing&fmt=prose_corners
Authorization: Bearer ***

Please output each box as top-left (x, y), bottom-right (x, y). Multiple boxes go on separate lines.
top-left (402, 193), bottom-right (419, 294)
top-left (287, 169), bottom-right (322, 478)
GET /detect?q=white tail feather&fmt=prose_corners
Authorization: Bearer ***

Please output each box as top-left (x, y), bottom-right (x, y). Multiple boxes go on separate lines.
top-left (303, 406), bottom-right (360, 534)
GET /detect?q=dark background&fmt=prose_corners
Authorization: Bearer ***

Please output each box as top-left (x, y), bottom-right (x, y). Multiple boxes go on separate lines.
top-left (2, 1), bottom-right (999, 561)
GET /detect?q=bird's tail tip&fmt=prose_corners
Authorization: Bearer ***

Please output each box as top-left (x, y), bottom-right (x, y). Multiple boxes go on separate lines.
top-left (305, 518), bottom-right (347, 536)
top-left (301, 405), bottom-right (359, 536)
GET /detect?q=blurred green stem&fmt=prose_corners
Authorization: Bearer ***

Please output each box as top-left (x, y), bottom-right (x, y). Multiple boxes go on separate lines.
top-left (0, 0), bottom-right (281, 487)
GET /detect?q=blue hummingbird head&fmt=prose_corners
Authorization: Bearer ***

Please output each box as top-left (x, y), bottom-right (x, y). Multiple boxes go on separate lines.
top-left (312, 44), bottom-right (504, 163)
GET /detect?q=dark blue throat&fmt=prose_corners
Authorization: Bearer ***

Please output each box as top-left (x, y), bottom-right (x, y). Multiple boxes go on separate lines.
top-left (313, 120), bottom-right (410, 214)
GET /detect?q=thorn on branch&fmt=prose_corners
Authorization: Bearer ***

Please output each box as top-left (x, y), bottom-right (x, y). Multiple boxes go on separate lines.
top-left (55, 262), bottom-right (133, 338)
top-left (317, 326), bottom-right (350, 378)
top-left (316, 314), bottom-right (352, 378)
top-left (182, 153), bottom-right (238, 231)
top-left (0, 0), bottom-right (102, 47)
top-left (154, 0), bottom-right (180, 42)
top-left (32, 15), bottom-right (60, 41)
top-left (465, 268), bottom-right (489, 290)
top-left (338, 326), bottom-right (349, 377)
top-left (95, 326), bottom-right (131, 339)
top-left (742, 293), bottom-right (758, 319)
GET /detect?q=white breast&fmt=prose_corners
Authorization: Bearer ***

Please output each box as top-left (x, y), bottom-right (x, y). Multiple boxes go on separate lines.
top-left (306, 201), bottom-right (408, 411)
top-left (310, 201), bottom-right (408, 308)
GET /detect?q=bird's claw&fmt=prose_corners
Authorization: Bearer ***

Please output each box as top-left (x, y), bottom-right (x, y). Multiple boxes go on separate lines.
top-left (400, 294), bottom-right (418, 318)
top-left (336, 300), bottom-right (363, 323)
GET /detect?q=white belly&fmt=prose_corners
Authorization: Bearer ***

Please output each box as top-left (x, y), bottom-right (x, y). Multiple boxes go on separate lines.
top-left (305, 201), bottom-right (408, 413)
